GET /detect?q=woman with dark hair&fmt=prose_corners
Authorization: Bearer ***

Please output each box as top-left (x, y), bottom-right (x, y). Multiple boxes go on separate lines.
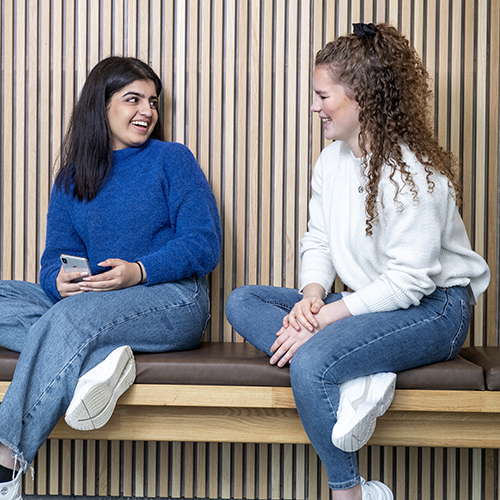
top-left (226, 24), bottom-right (489, 499)
top-left (0, 56), bottom-right (221, 499)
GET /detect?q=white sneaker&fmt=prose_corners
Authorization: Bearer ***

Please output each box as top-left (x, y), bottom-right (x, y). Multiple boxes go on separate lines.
top-left (65, 346), bottom-right (136, 431)
top-left (360, 477), bottom-right (393, 499)
top-left (331, 372), bottom-right (397, 452)
top-left (0, 469), bottom-right (22, 500)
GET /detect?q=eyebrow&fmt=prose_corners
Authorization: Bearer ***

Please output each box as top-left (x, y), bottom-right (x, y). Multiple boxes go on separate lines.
top-left (122, 91), bottom-right (158, 99)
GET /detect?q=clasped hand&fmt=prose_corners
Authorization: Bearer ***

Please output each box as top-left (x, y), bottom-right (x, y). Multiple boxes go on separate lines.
top-left (57, 259), bottom-right (143, 298)
top-left (269, 291), bottom-right (352, 367)
top-left (270, 295), bottom-right (324, 367)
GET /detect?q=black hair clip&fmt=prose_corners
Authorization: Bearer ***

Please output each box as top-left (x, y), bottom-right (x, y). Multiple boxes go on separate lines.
top-left (352, 23), bottom-right (377, 39)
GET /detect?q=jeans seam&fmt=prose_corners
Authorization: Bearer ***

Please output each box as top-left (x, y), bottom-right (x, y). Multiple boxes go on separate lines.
top-left (23, 282), bottom-right (203, 421)
top-left (446, 299), bottom-right (469, 360)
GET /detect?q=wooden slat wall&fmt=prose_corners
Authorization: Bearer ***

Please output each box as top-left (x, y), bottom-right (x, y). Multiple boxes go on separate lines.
top-left (1, 0), bottom-right (499, 498)
top-left (19, 441), bottom-right (500, 499)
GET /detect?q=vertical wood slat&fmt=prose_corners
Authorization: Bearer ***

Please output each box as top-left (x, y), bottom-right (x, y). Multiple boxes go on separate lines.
top-left (158, 441), bottom-right (169, 498)
top-left (122, 440), bottom-right (133, 497)
top-left (272, 0), bottom-right (285, 289)
top-left (134, 440), bottom-right (145, 498)
top-left (284, 0), bottom-right (298, 289)
top-left (26, 0), bottom-right (36, 281)
top-left (110, 441), bottom-right (120, 496)
top-left (223, 0), bottom-right (237, 341)
top-left (247, 0), bottom-right (260, 289)
top-left (196, 442), bottom-right (207, 498)
top-left (211, 0), bottom-right (224, 340)
top-left (49, 439), bottom-right (59, 495)
top-left (233, 443), bottom-right (244, 499)
top-left (235, 0), bottom-right (248, 293)
top-left (13, 0), bottom-right (26, 280)
top-left (260, 0), bottom-right (273, 288)
top-left (1, 0), bottom-right (14, 280)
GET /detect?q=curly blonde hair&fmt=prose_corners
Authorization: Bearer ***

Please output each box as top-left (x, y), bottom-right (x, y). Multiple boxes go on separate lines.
top-left (315, 23), bottom-right (460, 235)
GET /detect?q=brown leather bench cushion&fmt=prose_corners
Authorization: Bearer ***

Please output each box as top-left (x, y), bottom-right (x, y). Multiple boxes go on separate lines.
top-left (0, 343), bottom-right (489, 390)
top-left (0, 347), bottom-right (21, 381)
top-left (395, 354), bottom-right (485, 390)
top-left (460, 346), bottom-right (500, 390)
top-left (135, 342), bottom-right (291, 386)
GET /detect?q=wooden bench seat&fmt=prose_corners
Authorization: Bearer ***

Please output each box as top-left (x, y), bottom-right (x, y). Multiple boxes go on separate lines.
top-left (0, 343), bottom-right (499, 449)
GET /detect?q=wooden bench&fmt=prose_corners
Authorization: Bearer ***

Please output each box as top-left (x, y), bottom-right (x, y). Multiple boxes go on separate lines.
top-left (0, 343), bottom-right (499, 449)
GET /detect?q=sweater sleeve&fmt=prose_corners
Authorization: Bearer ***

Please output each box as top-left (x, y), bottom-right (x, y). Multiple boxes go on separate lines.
top-left (342, 173), bottom-right (450, 315)
top-left (299, 153), bottom-right (337, 294)
top-left (39, 185), bottom-right (88, 303)
top-left (137, 147), bottom-right (222, 285)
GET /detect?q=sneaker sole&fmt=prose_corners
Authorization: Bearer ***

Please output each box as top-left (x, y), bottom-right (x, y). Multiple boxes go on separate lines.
top-left (65, 347), bottom-right (136, 431)
top-left (332, 372), bottom-right (397, 452)
top-left (332, 403), bottom-right (377, 452)
top-left (371, 372), bottom-right (397, 417)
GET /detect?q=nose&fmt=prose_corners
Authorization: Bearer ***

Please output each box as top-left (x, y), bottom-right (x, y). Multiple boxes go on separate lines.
top-left (310, 96), bottom-right (321, 113)
top-left (138, 99), bottom-right (153, 117)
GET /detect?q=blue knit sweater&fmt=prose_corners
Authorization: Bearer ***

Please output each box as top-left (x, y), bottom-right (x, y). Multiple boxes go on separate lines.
top-left (40, 139), bottom-right (221, 302)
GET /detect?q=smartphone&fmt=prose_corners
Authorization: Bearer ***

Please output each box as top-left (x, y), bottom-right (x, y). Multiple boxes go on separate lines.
top-left (60, 254), bottom-right (91, 282)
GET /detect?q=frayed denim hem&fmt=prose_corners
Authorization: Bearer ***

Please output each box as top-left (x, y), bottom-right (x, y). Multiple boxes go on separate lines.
top-left (0, 436), bottom-right (29, 474)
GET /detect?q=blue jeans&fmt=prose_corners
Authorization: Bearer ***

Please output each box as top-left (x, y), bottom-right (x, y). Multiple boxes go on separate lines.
top-left (0, 277), bottom-right (210, 471)
top-left (225, 285), bottom-right (470, 490)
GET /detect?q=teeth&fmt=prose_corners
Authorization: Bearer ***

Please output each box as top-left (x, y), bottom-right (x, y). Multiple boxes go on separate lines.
top-left (321, 118), bottom-right (332, 123)
top-left (132, 121), bottom-right (148, 128)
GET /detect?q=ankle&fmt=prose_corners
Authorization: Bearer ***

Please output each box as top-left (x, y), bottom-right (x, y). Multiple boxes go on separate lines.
top-left (0, 445), bottom-right (18, 475)
top-left (331, 482), bottom-right (362, 500)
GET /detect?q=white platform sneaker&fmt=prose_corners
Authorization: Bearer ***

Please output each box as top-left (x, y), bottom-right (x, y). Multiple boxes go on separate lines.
top-left (332, 372), bottom-right (397, 452)
top-left (0, 470), bottom-right (22, 500)
top-left (65, 345), bottom-right (136, 431)
top-left (360, 477), bottom-right (393, 499)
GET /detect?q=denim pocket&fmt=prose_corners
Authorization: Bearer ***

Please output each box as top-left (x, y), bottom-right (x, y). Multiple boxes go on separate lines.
top-left (446, 298), bottom-right (471, 360)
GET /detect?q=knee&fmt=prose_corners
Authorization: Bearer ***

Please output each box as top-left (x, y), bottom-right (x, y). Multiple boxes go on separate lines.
top-left (225, 286), bottom-right (253, 325)
top-left (289, 342), bottom-right (323, 390)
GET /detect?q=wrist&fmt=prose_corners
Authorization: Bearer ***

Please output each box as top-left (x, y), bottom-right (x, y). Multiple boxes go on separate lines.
top-left (321, 300), bottom-right (352, 325)
top-left (302, 283), bottom-right (326, 301)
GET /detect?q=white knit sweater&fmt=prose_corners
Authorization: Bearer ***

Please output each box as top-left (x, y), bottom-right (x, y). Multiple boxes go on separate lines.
top-left (299, 141), bottom-right (490, 316)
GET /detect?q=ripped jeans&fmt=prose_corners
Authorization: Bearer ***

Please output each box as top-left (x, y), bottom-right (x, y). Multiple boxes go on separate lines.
top-left (0, 277), bottom-right (210, 471)
top-left (225, 285), bottom-right (470, 490)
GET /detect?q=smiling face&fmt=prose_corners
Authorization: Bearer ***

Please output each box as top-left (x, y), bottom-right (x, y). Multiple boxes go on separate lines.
top-left (311, 66), bottom-right (362, 156)
top-left (107, 79), bottom-right (159, 150)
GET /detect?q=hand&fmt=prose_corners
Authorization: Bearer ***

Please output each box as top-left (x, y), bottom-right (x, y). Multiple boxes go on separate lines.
top-left (78, 259), bottom-right (144, 292)
top-left (283, 283), bottom-right (326, 332)
top-left (270, 324), bottom-right (315, 367)
top-left (270, 299), bottom-right (353, 367)
top-left (311, 299), bottom-right (353, 332)
top-left (57, 265), bottom-right (89, 298)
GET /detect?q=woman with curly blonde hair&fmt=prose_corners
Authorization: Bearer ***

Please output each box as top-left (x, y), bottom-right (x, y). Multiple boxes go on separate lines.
top-left (226, 24), bottom-right (489, 499)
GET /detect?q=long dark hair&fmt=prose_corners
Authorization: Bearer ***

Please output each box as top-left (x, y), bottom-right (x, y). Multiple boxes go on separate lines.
top-left (316, 24), bottom-right (460, 236)
top-left (56, 56), bottom-right (164, 201)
